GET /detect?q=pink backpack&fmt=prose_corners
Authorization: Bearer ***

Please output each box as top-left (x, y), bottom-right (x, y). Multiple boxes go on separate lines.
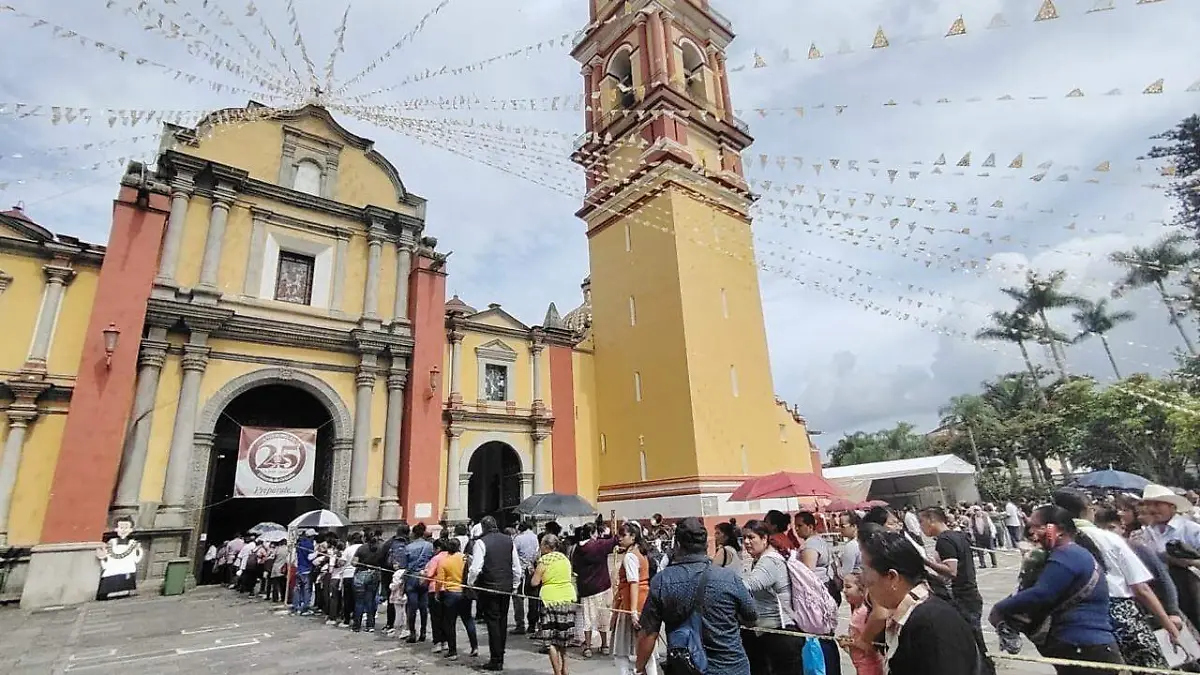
top-left (782, 550), bottom-right (838, 635)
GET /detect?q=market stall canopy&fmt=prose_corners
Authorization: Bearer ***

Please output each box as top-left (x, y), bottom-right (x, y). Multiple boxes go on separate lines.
top-left (822, 454), bottom-right (979, 504)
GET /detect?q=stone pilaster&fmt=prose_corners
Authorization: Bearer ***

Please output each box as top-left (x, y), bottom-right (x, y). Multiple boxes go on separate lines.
top-left (519, 472), bottom-right (535, 501)
top-left (448, 329), bottom-right (464, 408)
top-left (531, 336), bottom-right (545, 415)
top-left (0, 402), bottom-right (39, 547)
top-left (391, 241), bottom-right (413, 330)
top-left (24, 263), bottom-right (75, 371)
top-left (155, 178), bottom-right (193, 287)
top-left (112, 333), bottom-right (169, 516)
top-left (195, 189), bottom-right (235, 302)
top-left (348, 351), bottom-right (378, 522)
top-left (360, 225), bottom-right (386, 328)
top-left (156, 336), bottom-right (210, 528)
top-left (443, 426), bottom-right (464, 522)
top-left (241, 208), bottom-right (269, 296)
top-left (330, 437), bottom-right (353, 517)
top-left (532, 430), bottom-right (549, 495)
top-left (331, 229), bottom-right (349, 315)
top-left (379, 361), bottom-right (407, 521)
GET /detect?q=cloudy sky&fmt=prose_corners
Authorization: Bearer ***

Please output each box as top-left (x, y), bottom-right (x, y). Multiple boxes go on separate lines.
top-left (1, 0), bottom-right (1197, 447)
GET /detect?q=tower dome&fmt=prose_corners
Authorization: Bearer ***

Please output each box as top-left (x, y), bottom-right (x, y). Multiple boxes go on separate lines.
top-left (562, 275), bottom-right (592, 333)
top-left (445, 294), bottom-right (476, 315)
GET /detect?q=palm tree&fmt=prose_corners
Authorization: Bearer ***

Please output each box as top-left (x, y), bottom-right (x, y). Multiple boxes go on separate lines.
top-left (1071, 299), bottom-right (1136, 379)
top-left (1001, 271), bottom-right (1087, 379)
top-left (975, 310), bottom-right (1057, 406)
top-left (1111, 231), bottom-right (1198, 354)
top-left (938, 394), bottom-right (995, 471)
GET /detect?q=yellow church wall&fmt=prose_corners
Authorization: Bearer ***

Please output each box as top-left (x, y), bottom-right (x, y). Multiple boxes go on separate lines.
top-left (335, 149), bottom-right (408, 214)
top-left (366, 373), bottom-right (388, 500)
top-left (140, 349), bottom-right (181, 503)
top-left (44, 262), bottom-right (99, 377)
top-left (179, 121), bottom-right (284, 185)
top-left (587, 193), bottom-right (700, 487)
top-left (0, 252), bottom-right (44, 372)
top-left (670, 191), bottom-right (813, 475)
top-left (571, 348), bottom-right (599, 504)
top-left (456, 329), bottom-right (538, 409)
top-left (608, 142), bottom-right (645, 183)
top-left (214, 205), bottom-right (253, 296)
top-left (4, 410), bottom-right (67, 546)
top-left (173, 194), bottom-right (213, 290)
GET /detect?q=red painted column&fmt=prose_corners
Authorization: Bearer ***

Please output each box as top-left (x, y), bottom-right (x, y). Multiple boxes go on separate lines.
top-left (40, 184), bottom-right (170, 544)
top-left (400, 253), bottom-right (447, 521)
top-left (636, 13), bottom-right (652, 93)
top-left (548, 345), bottom-right (577, 494)
top-left (582, 64), bottom-right (595, 135)
top-left (657, 12), bottom-right (676, 87)
top-left (715, 51), bottom-right (734, 117)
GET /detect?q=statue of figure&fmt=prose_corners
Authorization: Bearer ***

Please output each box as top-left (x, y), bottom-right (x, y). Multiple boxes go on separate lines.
top-left (95, 515), bottom-right (142, 600)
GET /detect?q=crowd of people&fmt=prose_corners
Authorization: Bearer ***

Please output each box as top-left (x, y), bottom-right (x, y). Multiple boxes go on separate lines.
top-left (197, 488), bottom-right (1200, 675)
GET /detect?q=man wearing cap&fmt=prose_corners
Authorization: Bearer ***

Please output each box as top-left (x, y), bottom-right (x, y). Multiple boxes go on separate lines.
top-left (634, 517), bottom-right (757, 675)
top-left (1140, 483), bottom-right (1200, 629)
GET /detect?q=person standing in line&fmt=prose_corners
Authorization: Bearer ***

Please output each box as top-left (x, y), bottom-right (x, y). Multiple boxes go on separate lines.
top-left (533, 533), bottom-right (577, 675)
top-left (763, 510), bottom-right (800, 556)
top-left (202, 541), bottom-right (219, 585)
top-left (404, 523), bottom-right (435, 642)
top-left (291, 531), bottom-right (316, 614)
top-left (467, 515), bottom-right (523, 671)
top-left (573, 517), bottom-right (619, 657)
top-left (381, 524), bottom-right (410, 635)
top-left (352, 533), bottom-right (383, 633)
top-left (838, 511), bottom-right (863, 576)
top-left (425, 539), bottom-right (451, 654)
top-left (711, 522), bottom-right (741, 569)
top-left (225, 533), bottom-right (245, 586)
top-left (512, 520), bottom-right (541, 635)
top-left (635, 517), bottom-right (758, 675)
top-left (437, 538), bottom-right (479, 660)
top-left (611, 521), bottom-right (656, 675)
top-left (740, 519), bottom-right (805, 675)
top-left (903, 506), bottom-right (924, 545)
top-left (269, 541), bottom-right (289, 603)
top-left (969, 506), bottom-right (999, 568)
top-left (920, 507), bottom-right (993, 675)
top-left (1004, 499), bottom-right (1024, 549)
top-left (340, 532), bottom-right (362, 628)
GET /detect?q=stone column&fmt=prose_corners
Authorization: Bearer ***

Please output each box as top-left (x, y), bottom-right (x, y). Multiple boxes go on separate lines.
top-left (197, 192), bottom-right (234, 292)
top-left (391, 242), bottom-right (412, 327)
top-left (157, 336), bottom-right (210, 527)
top-left (582, 64), bottom-right (595, 134)
top-left (348, 354), bottom-right (378, 521)
top-left (647, 7), bottom-right (670, 86)
top-left (589, 58), bottom-right (604, 128)
top-left (0, 407), bottom-right (37, 546)
top-left (361, 225), bottom-right (385, 325)
top-left (532, 431), bottom-right (550, 494)
top-left (380, 361), bottom-right (407, 520)
top-left (714, 51), bottom-right (733, 117)
top-left (635, 12), bottom-right (652, 88)
top-left (112, 334), bottom-right (169, 514)
top-left (156, 179), bottom-right (193, 285)
top-left (448, 329), bottom-right (464, 407)
top-left (519, 472), bottom-right (535, 501)
top-left (531, 339), bottom-right (545, 414)
top-left (24, 263), bottom-right (75, 370)
top-left (443, 426), bottom-right (464, 521)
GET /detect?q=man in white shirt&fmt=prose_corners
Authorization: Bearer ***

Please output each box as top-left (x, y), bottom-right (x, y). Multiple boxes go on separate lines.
top-left (1055, 489), bottom-right (1180, 667)
top-left (1003, 500), bottom-right (1024, 548)
top-left (511, 520), bottom-right (540, 634)
top-left (1141, 484), bottom-right (1200, 630)
top-left (902, 506), bottom-right (924, 544)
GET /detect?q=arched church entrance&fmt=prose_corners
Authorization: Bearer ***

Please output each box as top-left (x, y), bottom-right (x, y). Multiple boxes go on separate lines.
top-left (467, 441), bottom-right (522, 528)
top-left (201, 384), bottom-right (335, 559)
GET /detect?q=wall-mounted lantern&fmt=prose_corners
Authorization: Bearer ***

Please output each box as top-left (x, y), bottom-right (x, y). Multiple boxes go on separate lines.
top-left (102, 323), bottom-right (121, 368)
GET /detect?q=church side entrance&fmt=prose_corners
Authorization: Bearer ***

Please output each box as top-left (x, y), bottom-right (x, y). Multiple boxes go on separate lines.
top-left (200, 384), bottom-right (335, 573)
top-left (467, 441), bottom-right (521, 528)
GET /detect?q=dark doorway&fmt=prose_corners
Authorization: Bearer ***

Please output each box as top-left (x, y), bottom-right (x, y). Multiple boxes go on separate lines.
top-left (467, 441), bottom-right (522, 528)
top-left (200, 384), bottom-right (335, 576)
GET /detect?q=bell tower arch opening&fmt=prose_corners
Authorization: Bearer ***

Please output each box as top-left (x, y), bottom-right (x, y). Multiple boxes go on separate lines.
top-left (569, 1), bottom-right (815, 517)
top-left (605, 46), bottom-right (636, 111)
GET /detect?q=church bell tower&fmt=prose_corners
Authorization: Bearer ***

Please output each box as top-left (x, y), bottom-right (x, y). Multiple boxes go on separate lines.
top-left (571, 0), bottom-right (814, 517)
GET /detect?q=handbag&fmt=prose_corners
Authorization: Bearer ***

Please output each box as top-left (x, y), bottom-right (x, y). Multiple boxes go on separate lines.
top-left (1011, 562), bottom-right (1101, 647)
top-left (663, 564), bottom-right (711, 675)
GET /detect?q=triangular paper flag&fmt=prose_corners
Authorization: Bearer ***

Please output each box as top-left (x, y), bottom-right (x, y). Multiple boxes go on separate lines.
top-left (808, 43), bottom-right (821, 59)
top-left (997, 94), bottom-right (1014, 101)
top-left (1187, 79), bottom-right (1200, 92)
top-left (982, 153), bottom-right (996, 168)
top-left (753, 52), bottom-right (767, 68)
top-left (873, 27), bottom-right (889, 49)
top-left (1143, 78), bottom-right (1164, 94)
top-left (888, 169), bottom-right (898, 183)
top-left (988, 13), bottom-right (1010, 29)
top-left (934, 153), bottom-right (946, 165)
top-left (946, 15), bottom-right (966, 37)
top-left (1035, 0), bottom-right (1059, 21)
top-left (1038, 160), bottom-right (1053, 170)
top-left (1031, 172), bottom-right (1047, 182)
top-left (1105, 88), bottom-right (1122, 96)
top-left (1066, 88), bottom-right (1084, 98)
top-left (909, 171), bottom-right (920, 180)
top-left (991, 199), bottom-right (1004, 208)
top-left (932, 167), bottom-right (944, 174)
top-left (957, 152), bottom-right (971, 167)
top-left (1094, 161), bottom-right (1111, 172)
top-left (1009, 153), bottom-right (1024, 169)
top-left (1088, 0), bottom-right (1115, 11)
top-left (1055, 174), bottom-right (1070, 182)
top-left (813, 163), bottom-right (822, 175)
top-left (829, 159), bottom-right (841, 169)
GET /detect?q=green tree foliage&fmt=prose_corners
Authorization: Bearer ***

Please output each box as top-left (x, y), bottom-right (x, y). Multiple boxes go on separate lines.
top-left (1145, 115), bottom-right (1200, 237)
top-left (828, 422), bottom-right (931, 467)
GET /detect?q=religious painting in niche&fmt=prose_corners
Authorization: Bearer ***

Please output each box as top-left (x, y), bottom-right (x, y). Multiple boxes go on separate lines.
top-left (275, 251), bottom-right (314, 305)
top-left (484, 363), bottom-right (508, 401)
top-left (95, 515), bottom-right (142, 600)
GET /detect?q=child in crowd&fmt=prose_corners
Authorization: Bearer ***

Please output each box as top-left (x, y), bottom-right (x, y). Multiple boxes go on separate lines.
top-left (389, 568), bottom-right (411, 640)
top-left (842, 573), bottom-right (884, 675)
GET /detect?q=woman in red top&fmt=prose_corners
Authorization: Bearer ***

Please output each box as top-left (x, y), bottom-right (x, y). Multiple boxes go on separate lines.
top-left (610, 521), bottom-right (657, 675)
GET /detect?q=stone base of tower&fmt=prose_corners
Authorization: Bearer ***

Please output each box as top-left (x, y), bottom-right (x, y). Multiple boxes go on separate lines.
top-left (597, 476), bottom-right (810, 522)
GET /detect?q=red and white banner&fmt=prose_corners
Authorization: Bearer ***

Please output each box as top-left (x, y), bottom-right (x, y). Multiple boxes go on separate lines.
top-left (235, 427), bottom-right (317, 498)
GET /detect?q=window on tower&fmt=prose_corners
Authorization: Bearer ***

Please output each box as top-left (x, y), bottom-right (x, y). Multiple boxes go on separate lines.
top-left (680, 40), bottom-right (708, 104)
top-left (606, 48), bottom-right (636, 110)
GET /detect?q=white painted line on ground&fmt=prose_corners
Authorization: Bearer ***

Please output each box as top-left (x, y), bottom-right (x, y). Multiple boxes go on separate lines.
top-left (174, 639), bottom-right (260, 655)
top-left (375, 647), bottom-right (404, 655)
top-left (181, 623), bottom-right (240, 634)
top-left (67, 649), bottom-right (118, 661)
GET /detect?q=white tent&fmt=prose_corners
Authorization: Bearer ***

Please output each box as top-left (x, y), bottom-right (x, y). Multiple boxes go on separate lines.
top-left (823, 455), bottom-right (979, 507)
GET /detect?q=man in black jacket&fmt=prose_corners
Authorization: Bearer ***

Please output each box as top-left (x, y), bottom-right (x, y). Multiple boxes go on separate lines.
top-left (466, 516), bottom-right (523, 671)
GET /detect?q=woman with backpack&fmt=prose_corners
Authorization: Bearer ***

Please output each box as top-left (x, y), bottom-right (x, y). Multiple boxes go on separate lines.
top-left (610, 521), bottom-right (658, 675)
top-left (739, 520), bottom-right (805, 675)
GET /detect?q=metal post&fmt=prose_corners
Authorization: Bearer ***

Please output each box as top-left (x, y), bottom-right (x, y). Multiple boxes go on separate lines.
top-left (935, 471), bottom-right (947, 506)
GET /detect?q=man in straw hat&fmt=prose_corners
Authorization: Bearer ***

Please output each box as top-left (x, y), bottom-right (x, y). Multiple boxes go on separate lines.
top-left (1140, 484), bottom-right (1200, 629)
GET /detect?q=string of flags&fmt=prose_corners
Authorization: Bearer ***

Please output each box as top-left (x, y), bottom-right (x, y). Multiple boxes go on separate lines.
top-left (101, 0), bottom-right (299, 98)
top-left (0, 5), bottom-right (288, 102)
top-left (323, 4), bottom-right (353, 91)
top-left (333, 0), bottom-right (453, 96)
top-left (244, 0), bottom-right (307, 90)
top-left (284, 0), bottom-right (319, 90)
top-left (0, 133), bottom-right (160, 161)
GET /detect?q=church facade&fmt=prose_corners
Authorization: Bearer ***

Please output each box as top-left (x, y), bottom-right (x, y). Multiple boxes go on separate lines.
top-left (0, 0), bottom-right (818, 609)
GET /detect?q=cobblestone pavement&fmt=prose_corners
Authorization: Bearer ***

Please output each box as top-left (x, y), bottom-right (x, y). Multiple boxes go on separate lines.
top-left (0, 549), bottom-right (1055, 675)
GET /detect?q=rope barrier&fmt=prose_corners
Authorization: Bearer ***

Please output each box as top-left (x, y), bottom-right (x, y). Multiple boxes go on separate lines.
top-left (262, 544), bottom-right (1197, 674)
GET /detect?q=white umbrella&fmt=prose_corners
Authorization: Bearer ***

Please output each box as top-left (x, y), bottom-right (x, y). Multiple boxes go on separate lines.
top-left (248, 522), bottom-right (285, 535)
top-left (257, 530), bottom-right (288, 543)
top-left (288, 509), bottom-right (349, 529)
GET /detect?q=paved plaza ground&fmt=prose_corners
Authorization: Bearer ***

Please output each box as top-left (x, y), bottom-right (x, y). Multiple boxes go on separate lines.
top-left (0, 549), bottom-right (1056, 675)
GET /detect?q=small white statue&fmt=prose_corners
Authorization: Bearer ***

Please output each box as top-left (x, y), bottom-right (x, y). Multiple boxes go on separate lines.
top-left (95, 515), bottom-right (142, 600)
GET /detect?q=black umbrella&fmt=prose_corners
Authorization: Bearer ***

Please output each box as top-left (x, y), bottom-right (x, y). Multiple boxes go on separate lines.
top-left (515, 493), bottom-right (597, 518)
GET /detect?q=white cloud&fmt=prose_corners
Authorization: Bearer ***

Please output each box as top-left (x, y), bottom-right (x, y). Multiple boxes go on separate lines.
top-left (1, 0), bottom-right (1197, 445)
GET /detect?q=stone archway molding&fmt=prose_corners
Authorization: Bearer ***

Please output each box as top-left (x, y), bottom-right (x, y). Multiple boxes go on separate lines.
top-left (459, 433), bottom-right (533, 520)
top-left (190, 367), bottom-right (355, 518)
